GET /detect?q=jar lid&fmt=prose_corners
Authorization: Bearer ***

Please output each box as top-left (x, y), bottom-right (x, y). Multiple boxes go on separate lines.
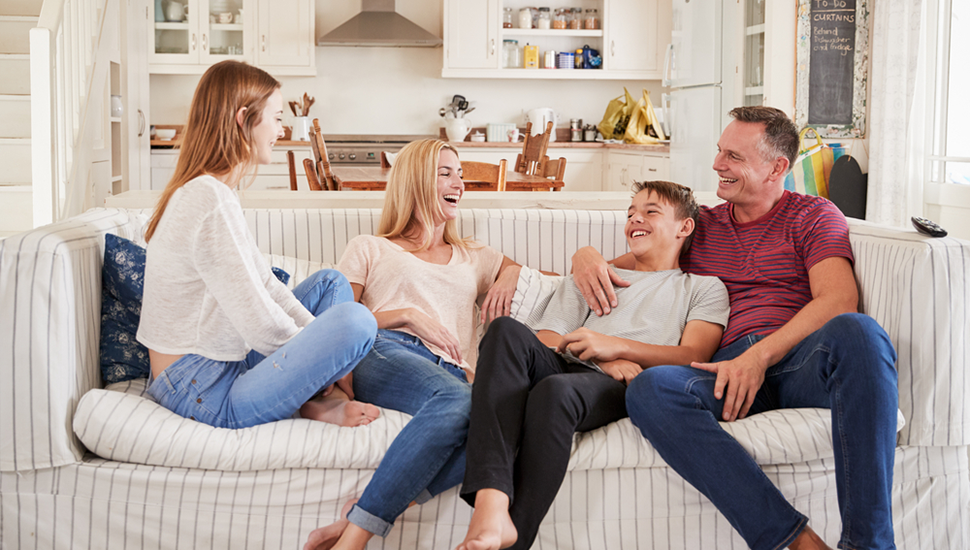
top-left (585, 8), bottom-right (598, 12)
top-left (538, 7), bottom-right (551, 11)
top-left (504, 39), bottom-right (518, 44)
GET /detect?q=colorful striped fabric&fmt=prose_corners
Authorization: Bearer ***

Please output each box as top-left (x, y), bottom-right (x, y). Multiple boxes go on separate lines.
top-left (784, 127), bottom-right (847, 198)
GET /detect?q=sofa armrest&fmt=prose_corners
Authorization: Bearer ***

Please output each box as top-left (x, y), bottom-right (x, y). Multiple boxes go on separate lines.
top-left (848, 219), bottom-right (970, 447)
top-left (0, 208), bottom-right (148, 471)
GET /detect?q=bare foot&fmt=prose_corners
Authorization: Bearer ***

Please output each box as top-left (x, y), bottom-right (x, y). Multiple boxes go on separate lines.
top-left (788, 526), bottom-right (833, 550)
top-left (455, 489), bottom-right (517, 550)
top-left (300, 388), bottom-right (380, 427)
top-left (304, 499), bottom-right (357, 550)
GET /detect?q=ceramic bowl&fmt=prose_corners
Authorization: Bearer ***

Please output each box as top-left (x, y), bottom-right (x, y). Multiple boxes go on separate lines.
top-left (156, 129), bottom-right (177, 141)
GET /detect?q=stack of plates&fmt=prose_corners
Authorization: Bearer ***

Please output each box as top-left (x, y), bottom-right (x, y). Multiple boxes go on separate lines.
top-left (486, 123), bottom-right (516, 143)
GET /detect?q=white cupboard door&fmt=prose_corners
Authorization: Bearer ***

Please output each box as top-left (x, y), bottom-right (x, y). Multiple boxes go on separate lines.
top-left (666, 0), bottom-right (721, 87)
top-left (257, 0), bottom-right (314, 70)
top-left (443, 0), bottom-right (498, 70)
top-left (607, 151), bottom-right (645, 192)
top-left (605, 0), bottom-right (666, 75)
top-left (150, 0), bottom-right (201, 64)
top-left (557, 150), bottom-right (603, 192)
top-left (641, 154), bottom-right (670, 181)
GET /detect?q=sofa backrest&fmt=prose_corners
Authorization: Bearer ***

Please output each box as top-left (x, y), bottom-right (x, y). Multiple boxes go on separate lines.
top-left (1, 208), bottom-right (967, 472)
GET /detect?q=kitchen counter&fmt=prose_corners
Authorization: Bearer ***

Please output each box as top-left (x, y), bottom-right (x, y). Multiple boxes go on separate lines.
top-left (106, 190), bottom-right (721, 210)
top-left (448, 141), bottom-right (669, 153)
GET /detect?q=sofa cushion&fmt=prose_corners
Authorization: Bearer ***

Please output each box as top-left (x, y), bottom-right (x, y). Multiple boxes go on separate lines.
top-left (98, 236), bottom-right (298, 385)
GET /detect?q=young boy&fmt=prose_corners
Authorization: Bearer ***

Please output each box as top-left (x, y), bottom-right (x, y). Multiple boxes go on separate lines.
top-left (455, 180), bottom-right (730, 550)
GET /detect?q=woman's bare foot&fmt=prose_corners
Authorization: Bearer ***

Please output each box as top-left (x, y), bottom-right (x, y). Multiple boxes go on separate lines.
top-left (304, 499), bottom-right (357, 550)
top-left (455, 489), bottom-right (517, 550)
top-left (300, 387), bottom-right (380, 427)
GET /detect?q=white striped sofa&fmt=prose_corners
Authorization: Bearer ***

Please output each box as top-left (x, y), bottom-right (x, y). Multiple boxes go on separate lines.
top-left (1, 206), bottom-right (968, 550)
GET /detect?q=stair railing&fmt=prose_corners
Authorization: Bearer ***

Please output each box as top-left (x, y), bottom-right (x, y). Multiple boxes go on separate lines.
top-left (30, 0), bottom-right (117, 226)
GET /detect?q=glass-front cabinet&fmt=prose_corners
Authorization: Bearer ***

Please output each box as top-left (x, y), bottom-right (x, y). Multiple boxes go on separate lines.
top-left (150, 0), bottom-right (251, 67)
top-left (742, 0), bottom-right (765, 106)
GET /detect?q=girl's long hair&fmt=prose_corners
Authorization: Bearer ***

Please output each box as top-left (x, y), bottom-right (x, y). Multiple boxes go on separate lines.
top-left (145, 61), bottom-right (280, 241)
top-left (377, 139), bottom-right (473, 251)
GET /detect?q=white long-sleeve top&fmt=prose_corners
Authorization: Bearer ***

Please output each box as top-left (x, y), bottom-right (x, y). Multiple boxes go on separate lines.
top-left (137, 176), bottom-right (314, 360)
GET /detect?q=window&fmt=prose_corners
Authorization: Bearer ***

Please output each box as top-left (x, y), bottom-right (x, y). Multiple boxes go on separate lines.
top-left (929, 0), bottom-right (969, 185)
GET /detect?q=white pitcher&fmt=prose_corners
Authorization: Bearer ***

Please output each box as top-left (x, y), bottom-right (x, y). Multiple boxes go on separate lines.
top-left (165, 0), bottom-right (185, 22)
top-left (444, 118), bottom-right (471, 142)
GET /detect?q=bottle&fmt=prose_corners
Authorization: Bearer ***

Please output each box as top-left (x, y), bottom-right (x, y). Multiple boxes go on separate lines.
top-left (574, 48), bottom-right (584, 69)
top-left (537, 7), bottom-right (551, 29)
top-left (503, 7), bottom-right (514, 28)
top-left (518, 8), bottom-right (533, 29)
top-left (583, 8), bottom-right (599, 30)
top-left (543, 49), bottom-right (557, 69)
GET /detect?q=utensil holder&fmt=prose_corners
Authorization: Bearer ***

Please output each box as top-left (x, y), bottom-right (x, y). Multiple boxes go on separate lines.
top-left (291, 117), bottom-right (310, 142)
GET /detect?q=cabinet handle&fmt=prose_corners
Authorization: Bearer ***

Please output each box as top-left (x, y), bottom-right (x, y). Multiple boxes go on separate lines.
top-left (202, 34), bottom-right (208, 52)
top-left (611, 40), bottom-right (615, 57)
top-left (647, 167), bottom-right (658, 172)
top-left (490, 38), bottom-right (495, 56)
top-left (662, 43), bottom-right (674, 86)
top-left (191, 33), bottom-right (196, 51)
top-left (137, 109), bottom-right (146, 137)
top-left (262, 35), bottom-right (266, 52)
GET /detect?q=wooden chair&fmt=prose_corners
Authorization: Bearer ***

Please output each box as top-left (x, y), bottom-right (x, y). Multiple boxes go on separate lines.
top-left (539, 156), bottom-right (566, 191)
top-left (293, 118), bottom-right (334, 190)
top-left (514, 120), bottom-right (553, 176)
top-left (461, 159), bottom-right (507, 191)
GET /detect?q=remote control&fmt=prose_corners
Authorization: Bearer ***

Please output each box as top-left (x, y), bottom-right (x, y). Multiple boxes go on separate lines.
top-left (911, 216), bottom-right (948, 238)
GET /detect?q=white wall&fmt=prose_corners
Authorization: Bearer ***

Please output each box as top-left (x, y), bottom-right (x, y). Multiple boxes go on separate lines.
top-left (149, 0), bottom-right (664, 136)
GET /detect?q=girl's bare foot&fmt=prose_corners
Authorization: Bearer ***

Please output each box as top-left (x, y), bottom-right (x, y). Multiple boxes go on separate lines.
top-left (300, 387), bottom-right (380, 427)
top-left (455, 489), bottom-right (517, 550)
top-left (304, 499), bottom-right (357, 550)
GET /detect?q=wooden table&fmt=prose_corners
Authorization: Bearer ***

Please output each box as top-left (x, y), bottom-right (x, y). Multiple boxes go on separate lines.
top-left (331, 166), bottom-right (564, 191)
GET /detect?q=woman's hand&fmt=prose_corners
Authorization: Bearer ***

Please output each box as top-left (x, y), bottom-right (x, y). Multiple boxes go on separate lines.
top-left (405, 308), bottom-right (464, 365)
top-left (596, 359), bottom-right (642, 385)
top-left (481, 265), bottom-right (522, 324)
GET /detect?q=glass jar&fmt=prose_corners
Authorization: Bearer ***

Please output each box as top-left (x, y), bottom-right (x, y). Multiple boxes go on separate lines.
top-left (583, 8), bottom-right (599, 30)
top-left (537, 7), bottom-right (551, 29)
top-left (502, 7), bottom-right (514, 28)
top-left (568, 8), bottom-right (582, 30)
top-left (503, 39), bottom-right (521, 68)
top-left (518, 7), bottom-right (533, 29)
top-left (552, 8), bottom-right (567, 29)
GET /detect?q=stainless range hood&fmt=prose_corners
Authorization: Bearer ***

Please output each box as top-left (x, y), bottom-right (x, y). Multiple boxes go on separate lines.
top-left (318, 0), bottom-right (442, 48)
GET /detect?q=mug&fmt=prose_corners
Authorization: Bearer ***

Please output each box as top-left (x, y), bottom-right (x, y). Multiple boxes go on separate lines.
top-left (507, 128), bottom-right (520, 142)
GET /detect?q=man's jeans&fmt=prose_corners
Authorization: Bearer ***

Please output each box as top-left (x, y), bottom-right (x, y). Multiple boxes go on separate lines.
top-left (148, 269), bottom-right (376, 429)
top-left (626, 313), bottom-right (898, 550)
top-left (347, 329), bottom-right (471, 537)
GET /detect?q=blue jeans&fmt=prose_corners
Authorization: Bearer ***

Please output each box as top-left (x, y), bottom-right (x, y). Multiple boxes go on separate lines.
top-left (347, 329), bottom-right (471, 537)
top-left (626, 313), bottom-right (898, 550)
top-left (147, 269), bottom-right (376, 429)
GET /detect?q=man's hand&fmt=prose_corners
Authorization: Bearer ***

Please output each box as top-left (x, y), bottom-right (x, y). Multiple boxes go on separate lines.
top-left (691, 352), bottom-right (768, 422)
top-left (571, 247), bottom-right (630, 316)
top-left (481, 265), bottom-right (522, 324)
top-left (557, 327), bottom-right (624, 363)
top-left (597, 359), bottom-right (642, 385)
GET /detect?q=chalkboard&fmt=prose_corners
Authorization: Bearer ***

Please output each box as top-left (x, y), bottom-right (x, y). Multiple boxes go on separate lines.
top-left (794, 0), bottom-right (870, 138)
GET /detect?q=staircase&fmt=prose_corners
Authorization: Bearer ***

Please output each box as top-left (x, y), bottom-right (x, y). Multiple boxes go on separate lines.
top-left (0, 0), bottom-right (41, 238)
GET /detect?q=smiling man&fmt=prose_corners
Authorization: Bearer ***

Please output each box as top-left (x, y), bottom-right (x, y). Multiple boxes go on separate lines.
top-left (455, 180), bottom-right (729, 550)
top-left (570, 107), bottom-right (899, 550)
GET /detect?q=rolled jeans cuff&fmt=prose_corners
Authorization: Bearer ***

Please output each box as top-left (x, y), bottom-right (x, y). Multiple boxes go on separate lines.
top-left (414, 489), bottom-right (434, 505)
top-left (347, 504), bottom-right (392, 538)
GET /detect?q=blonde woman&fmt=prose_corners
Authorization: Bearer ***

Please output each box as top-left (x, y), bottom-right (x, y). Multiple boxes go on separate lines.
top-left (138, 61), bottom-right (377, 429)
top-left (304, 139), bottom-right (522, 550)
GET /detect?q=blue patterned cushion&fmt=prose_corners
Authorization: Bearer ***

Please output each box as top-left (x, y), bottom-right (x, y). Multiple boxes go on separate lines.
top-left (99, 233), bottom-right (150, 384)
top-left (98, 234), bottom-right (292, 384)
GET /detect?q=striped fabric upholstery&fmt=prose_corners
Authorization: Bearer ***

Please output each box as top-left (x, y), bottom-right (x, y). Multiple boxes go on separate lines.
top-left (2, 207), bottom-right (969, 550)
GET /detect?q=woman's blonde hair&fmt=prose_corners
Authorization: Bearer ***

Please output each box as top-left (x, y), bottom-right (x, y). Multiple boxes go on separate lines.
top-left (145, 61), bottom-right (280, 241)
top-left (377, 139), bottom-right (473, 251)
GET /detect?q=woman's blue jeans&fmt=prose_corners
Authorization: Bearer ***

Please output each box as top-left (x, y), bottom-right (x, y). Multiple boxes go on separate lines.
top-left (346, 329), bottom-right (471, 537)
top-left (147, 269), bottom-right (376, 429)
top-left (626, 313), bottom-right (898, 550)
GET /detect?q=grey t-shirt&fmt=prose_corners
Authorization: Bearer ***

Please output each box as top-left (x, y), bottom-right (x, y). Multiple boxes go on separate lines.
top-left (528, 268), bottom-right (730, 371)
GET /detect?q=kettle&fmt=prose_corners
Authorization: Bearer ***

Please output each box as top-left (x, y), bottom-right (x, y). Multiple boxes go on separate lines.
top-left (525, 108), bottom-right (558, 142)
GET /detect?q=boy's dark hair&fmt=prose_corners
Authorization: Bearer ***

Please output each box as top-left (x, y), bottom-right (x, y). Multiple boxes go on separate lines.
top-left (631, 180), bottom-right (700, 253)
top-left (728, 106), bottom-right (799, 171)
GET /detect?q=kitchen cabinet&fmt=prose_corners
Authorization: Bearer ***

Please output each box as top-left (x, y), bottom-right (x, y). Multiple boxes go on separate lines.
top-left (148, 0), bottom-right (314, 75)
top-left (605, 150), bottom-right (670, 192)
top-left (151, 147), bottom-right (313, 190)
top-left (442, 0), bottom-right (671, 79)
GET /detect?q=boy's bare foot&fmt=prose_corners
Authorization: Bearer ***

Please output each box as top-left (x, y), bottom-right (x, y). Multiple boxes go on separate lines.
top-left (304, 499), bottom-right (357, 550)
top-left (300, 388), bottom-right (380, 427)
top-left (788, 526), bottom-right (833, 550)
top-left (455, 489), bottom-right (517, 550)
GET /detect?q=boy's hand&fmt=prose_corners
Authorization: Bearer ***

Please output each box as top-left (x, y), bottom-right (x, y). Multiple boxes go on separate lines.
top-left (597, 359), bottom-right (642, 385)
top-left (557, 327), bottom-right (624, 363)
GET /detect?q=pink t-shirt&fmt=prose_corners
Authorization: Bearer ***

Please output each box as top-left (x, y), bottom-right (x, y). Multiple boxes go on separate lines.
top-left (338, 235), bottom-right (504, 372)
